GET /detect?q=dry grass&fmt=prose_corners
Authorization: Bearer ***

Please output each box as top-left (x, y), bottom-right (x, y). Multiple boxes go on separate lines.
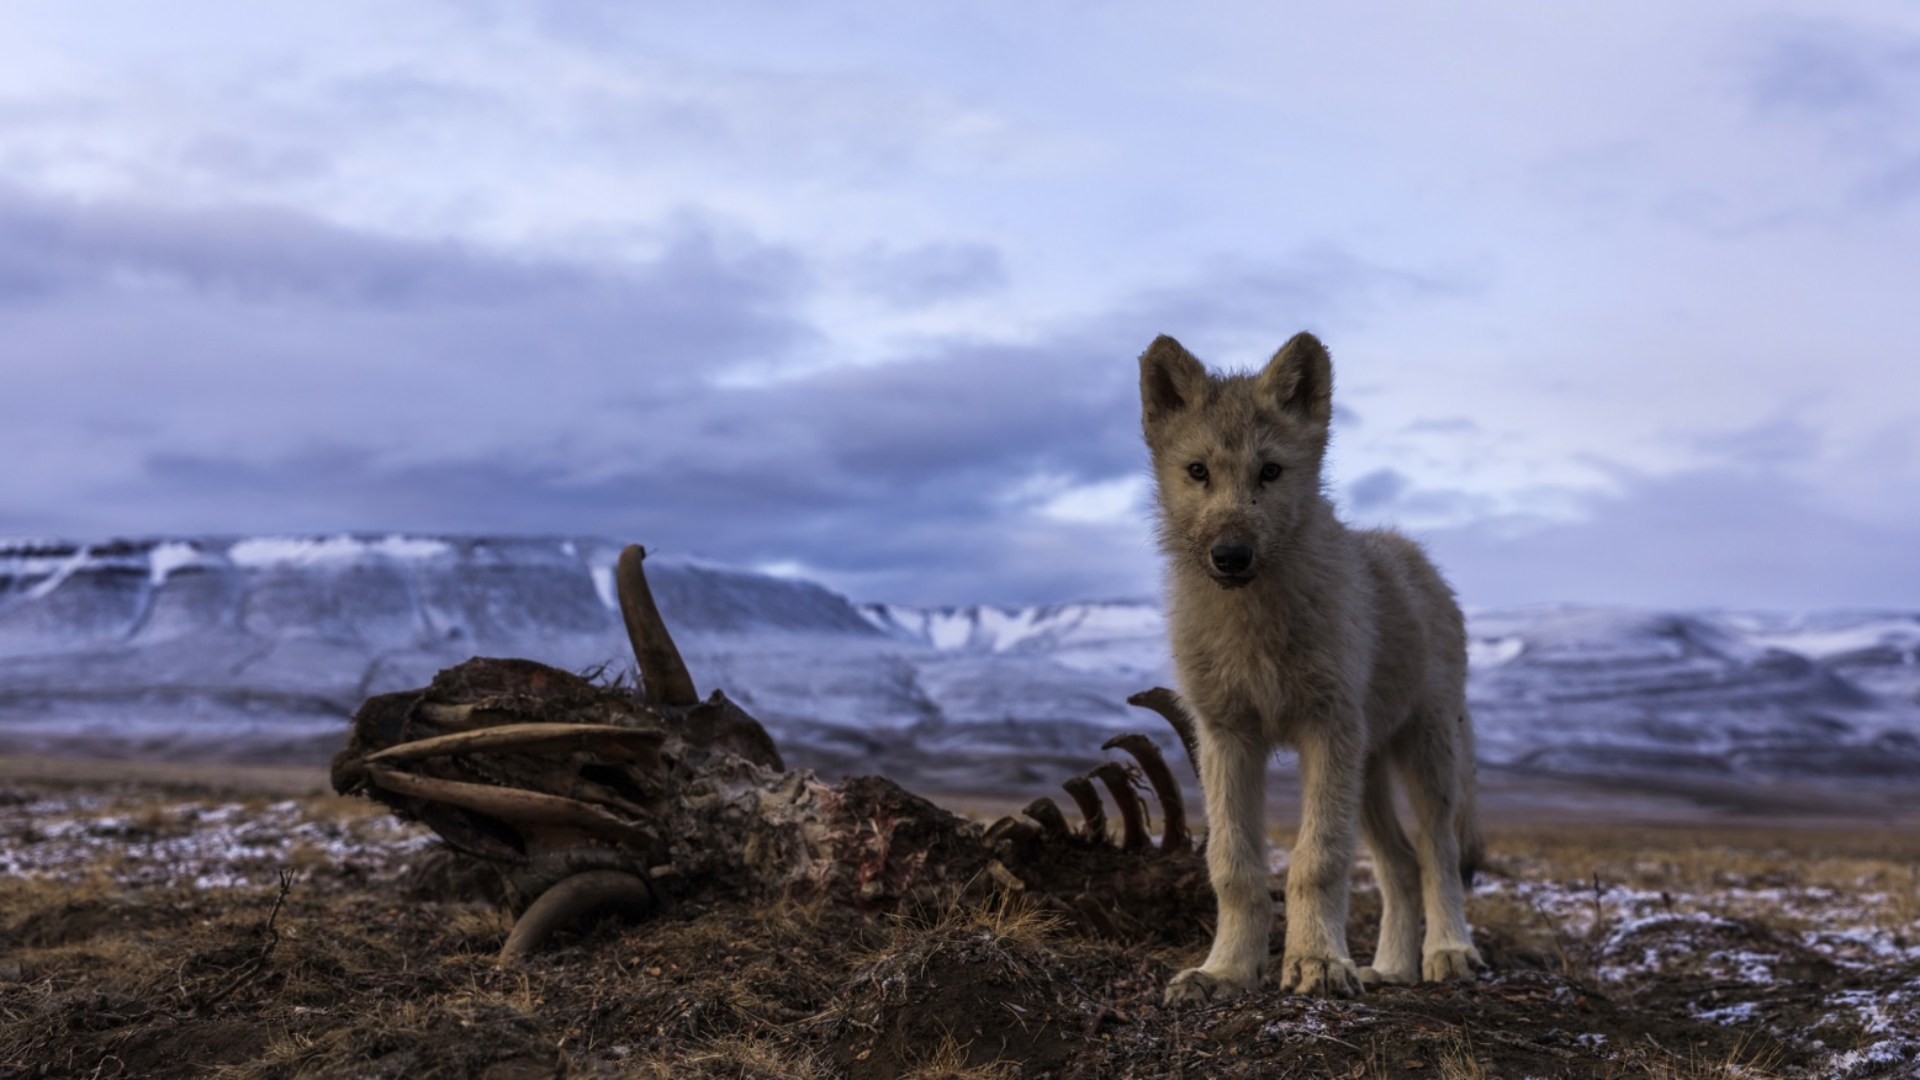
top-left (1436, 1033), bottom-right (1493, 1080)
top-left (659, 1032), bottom-right (839, 1080)
top-left (1615, 1031), bottom-right (1788, 1079)
top-left (4, 782), bottom-right (1918, 1078)
top-left (897, 1031), bottom-right (1020, 1080)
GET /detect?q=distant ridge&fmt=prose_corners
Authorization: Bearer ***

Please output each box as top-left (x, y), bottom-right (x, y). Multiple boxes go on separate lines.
top-left (3, 535), bottom-right (1918, 790)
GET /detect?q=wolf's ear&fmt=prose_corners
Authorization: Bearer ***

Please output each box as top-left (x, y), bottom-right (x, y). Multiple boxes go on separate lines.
top-left (1140, 335), bottom-right (1207, 428)
top-left (1259, 332), bottom-right (1333, 426)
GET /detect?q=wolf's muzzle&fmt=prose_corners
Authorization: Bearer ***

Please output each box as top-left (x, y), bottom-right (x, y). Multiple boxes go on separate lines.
top-left (1209, 543), bottom-right (1254, 576)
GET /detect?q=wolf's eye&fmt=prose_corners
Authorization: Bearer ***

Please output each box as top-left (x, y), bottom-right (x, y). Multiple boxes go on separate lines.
top-left (1186, 462), bottom-right (1209, 482)
top-left (1259, 462), bottom-right (1282, 483)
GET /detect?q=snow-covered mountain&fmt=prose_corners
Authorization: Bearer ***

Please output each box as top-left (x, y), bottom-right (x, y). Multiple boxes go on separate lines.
top-left (0, 535), bottom-right (890, 761)
top-left (0, 535), bottom-right (1151, 786)
top-left (859, 601), bottom-right (1169, 677)
top-left (4, 535), bottom-right (1918, 794)
top-left (1465, 607), bottom-right (1920, 783)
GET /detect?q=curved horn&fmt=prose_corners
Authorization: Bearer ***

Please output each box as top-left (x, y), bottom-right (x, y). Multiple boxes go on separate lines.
top-left (1101, 734), bottom-right (1189, 852)
top-left (497, 870), bottom-right (654, 965)
top-left (1126, 688), bottom-right (1201, 780)
top-left (616, 545), bottom-right (699, 707)
top-left (1089, 762), bottom-right (1150, 852)
top-left (1061, 775), bottom-right (1108, 845)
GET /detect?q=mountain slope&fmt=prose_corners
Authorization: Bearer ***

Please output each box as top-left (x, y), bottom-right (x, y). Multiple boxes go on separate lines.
top-left (4, 536), bottom-right (1918, 791)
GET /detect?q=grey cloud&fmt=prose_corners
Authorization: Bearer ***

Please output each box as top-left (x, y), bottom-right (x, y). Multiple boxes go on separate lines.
top-left (1425, 465), bottom-right (1920, 610)
top-left (1346, 468), bottom-right (1409, 511)
top-left (1739, 18), bottom-right (1920, 207)
top-left (1126, 246), bottom-right (1471, 353)
top-left (1744, 20), bottom-right (1920, 117)
top-left (1401, 416), bottom-right (1479, 435)
top-left (177, 133), bottom-right (334, 186)
top-left (1858, 151), bottom-right (1920, 206)
top-left (1689, 415), bottom-right (1820, 466)
top-left (0, 183), bottom-right (1169, 604)
top-left (1342, 474), bottom-right (1498, 529)
top-left (131, 445), bottom-right (1158, 607)
top-left (856, 242), bottom-right (1007, 308)
top-left (0, 185), bottom-right (1551, 606)
top-left (0, 186), bottom-right (816, 520)
top-left (0, 185), bottom-right (804, 315)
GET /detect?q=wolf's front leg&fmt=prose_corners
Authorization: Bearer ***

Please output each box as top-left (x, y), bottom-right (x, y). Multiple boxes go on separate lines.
top-left (1280, 726), bottom-right (1365, 997)
top-left (1165, 722), bottom-right (1271, 1005)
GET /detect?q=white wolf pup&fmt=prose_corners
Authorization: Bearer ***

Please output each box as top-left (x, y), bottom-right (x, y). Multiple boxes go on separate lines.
top-left (1141, 332), bottom-right (1486, 1004)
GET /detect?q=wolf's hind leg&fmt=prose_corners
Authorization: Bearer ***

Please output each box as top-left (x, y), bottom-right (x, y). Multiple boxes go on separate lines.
top-left (1357, 753), bottom-right (1421, 987)
top-left (1397, 716), bottom-right (1485, 982)
top-left (1165, 723), bottom-right (1271, 1005)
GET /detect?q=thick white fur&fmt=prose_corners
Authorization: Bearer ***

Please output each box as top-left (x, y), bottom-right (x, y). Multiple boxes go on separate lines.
top-left (1140, 332), bottom-right (1485, 1004)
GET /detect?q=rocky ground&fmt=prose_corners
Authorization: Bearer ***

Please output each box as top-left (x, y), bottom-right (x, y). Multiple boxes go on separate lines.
top-left (2, 769), bottom-right (1917, 1079)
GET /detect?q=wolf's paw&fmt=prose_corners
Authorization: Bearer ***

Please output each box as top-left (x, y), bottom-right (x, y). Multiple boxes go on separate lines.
top-left (1164, 966), bottom-right (1257, 1006)
top-left (1358, 964), bottom-right (1416, 990)
top-left (1280, 954), bottom-right (1363, 998)
top-left (1422, 945), bottom-right (1486, 982)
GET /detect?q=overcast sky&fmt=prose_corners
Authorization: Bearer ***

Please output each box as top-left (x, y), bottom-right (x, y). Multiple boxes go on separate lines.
top-left (2, 1), bottom-right (1917, 608)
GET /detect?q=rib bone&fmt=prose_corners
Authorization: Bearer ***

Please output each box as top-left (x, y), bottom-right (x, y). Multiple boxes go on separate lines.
top-left (1021, 797), bottom-right (1072, 839)
top-left (1089, 762), bottom-right (1150, 852)
top-left (984, 816), bottom-right (1040, 849)
top-left (1125, 688), bottom-right (1202, 780)
top-left (1061, 775), bottom-right (1107, 845)
top-left (1101, 734), bottom-right (1190, 852)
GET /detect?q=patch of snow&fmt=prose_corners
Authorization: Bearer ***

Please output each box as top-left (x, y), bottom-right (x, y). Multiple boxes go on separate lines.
top-left (228, 534), bottom-right (453, 568)
top-left (19, 545), bottom-right (88, 601)
top-left (1737, 614), bottom-right (1920, 661)
top-left (1691, 1000), bottom-right (1761, 1025)
top-left (590, 563), bottom-right (618, 611)
top-left (147, 540), bottom-right (203, 585)
top-left (1827, 1041), bottom-right (1918, 1078)
top-left (1468, 635), bottom-right (1525, 669)
top-left (1705, 949), bottom-right (1777, 983)
top-left (0, 792), bottom-right (435, 888)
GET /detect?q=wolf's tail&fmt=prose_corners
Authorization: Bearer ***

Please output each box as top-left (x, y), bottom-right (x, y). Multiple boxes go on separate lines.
top-left (1457, 710), bottom-right (1484, 888)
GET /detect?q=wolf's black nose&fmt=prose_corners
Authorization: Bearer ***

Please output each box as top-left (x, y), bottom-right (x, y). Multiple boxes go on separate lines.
top-left (1210, 544), bottom-right (1253, 575)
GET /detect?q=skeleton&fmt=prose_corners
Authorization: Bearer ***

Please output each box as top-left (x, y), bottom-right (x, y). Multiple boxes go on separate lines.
top-left (331, 545), bottom-right (1213, 963)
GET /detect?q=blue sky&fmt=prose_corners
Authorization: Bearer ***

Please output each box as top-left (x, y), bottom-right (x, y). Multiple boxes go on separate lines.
top-left (1, 1), bottom-right (1917, 607)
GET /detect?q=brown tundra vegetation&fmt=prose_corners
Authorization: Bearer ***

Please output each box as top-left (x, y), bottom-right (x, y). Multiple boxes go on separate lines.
top-left (3, 762), bottom-right (1919, 1078)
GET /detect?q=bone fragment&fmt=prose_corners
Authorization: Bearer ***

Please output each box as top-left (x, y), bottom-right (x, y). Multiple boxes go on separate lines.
top-left (615, 545), bottom-right (699, 707)
top-left (984, 815), bottom-right (1039, 848)
top-left (497, 870), bottom-right (654, 965)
